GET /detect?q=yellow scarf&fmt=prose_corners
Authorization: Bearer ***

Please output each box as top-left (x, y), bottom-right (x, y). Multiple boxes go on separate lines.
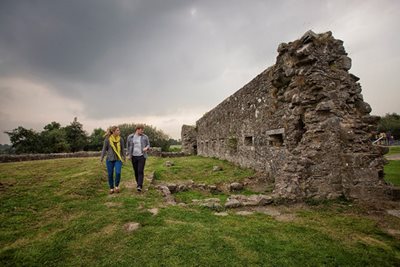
top-left (109, 135), bottom-right (122, 161)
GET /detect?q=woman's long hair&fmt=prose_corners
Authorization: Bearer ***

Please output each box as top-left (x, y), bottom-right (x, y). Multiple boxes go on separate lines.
top-left (104, 126), bottom-right (118, 138)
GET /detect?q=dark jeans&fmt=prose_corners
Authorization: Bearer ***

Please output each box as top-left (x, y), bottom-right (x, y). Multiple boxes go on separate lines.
top-left (106, 160), bottom-right (122, 189)
top-left (131, 155), bottom-right (146, 188)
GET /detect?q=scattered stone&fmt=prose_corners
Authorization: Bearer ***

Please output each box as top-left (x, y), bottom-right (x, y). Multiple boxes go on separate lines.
top-left (165, 161), bottom-right (174, 167)
top-left (254, 207), bottom-right (281, 217)
top-left (197, 198), bottom-right (222, 210)
top-left (177, 184), bottom-right (188, 192)
top-left (386, 229), bottom-right (400, 237)
top-left (275, 214), bottom-right (296, 222)
top-left (148, 208), bottom-right (159, 216)
top-left (195, 183), bottom-right (207, 190)
top-left (387, 210), bottom-right (400, 218)
top-left (225, 198), bottom-right (242, 209)
top-left (225, 194), bottom-right (273, 208)
top-left (236, 211), bottom-right (254, 216)
top-left (213, 166), bottom-right (223, 171)
top-left (167, 183), bottom-right (177, 193)
top-left (124, 222), bottom-right (140, 232)
top-left (146, 171), bottom-right (156, 184)
top-left (214, 212), bottom-right (229, 216)
top-left (229, 182), bottom-right (243, 191)
top-left (258, 195), bottom-right (274, 205)
top-left (155, 185), bottom-right (176, 205)
top-left (208, 185), bottom-right (221, 194)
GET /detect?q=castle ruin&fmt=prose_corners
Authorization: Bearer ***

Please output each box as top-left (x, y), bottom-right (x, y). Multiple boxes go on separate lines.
top-left (182, 31), bottom-right (389, 200)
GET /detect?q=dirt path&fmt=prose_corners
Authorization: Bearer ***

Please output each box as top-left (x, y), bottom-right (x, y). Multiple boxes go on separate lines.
top-left (386, 153), bottom-right (400, 160)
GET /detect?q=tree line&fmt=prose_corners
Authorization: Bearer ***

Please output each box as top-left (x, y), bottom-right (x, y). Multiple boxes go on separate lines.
top-left (4, 118), bottom-right (180, 154)
top-left (377, 113), bottom-right (400, 140)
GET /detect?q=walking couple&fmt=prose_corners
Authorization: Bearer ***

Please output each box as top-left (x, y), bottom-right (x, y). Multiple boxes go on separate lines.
top-left (100, 124), bottom-right (150, 194)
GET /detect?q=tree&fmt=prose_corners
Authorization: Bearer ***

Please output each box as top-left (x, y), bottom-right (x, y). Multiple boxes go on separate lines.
top-left (117, 123), bottom-right (171, 151)
top-left (378, 113), bottom-right (400, 140)
top-left (88, 128), bottom-right (106, 151)
top-left (0, 144), bottom-right (12, 154)
top-left (64, 117), bottom-right (88, 152)
top-left (5, 127), bottom-right (40, 154)
top-left (168, 138), bottom-right (181, 145)
top-left (40, 122), bottom-right (70, 153)
top-left (43, 121), bottom-right (61, 131)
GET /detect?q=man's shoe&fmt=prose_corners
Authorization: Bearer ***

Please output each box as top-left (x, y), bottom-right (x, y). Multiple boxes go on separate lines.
top-left (115, 187), bottom-right (120, 193)
top-left (109, 189), bottom-right (114, 194)
top-left (137, 186), bottom-right (142, 192)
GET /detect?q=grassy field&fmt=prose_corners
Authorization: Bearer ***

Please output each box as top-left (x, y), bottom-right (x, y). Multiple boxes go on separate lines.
top-left (1, 157), bottom-right (399, 266)
top-left (387, 146), bottom-right (400, 156)
top-left (385, 161), bottom-right (400, 186)
top-left (385, 146), bottom-right (400, 186)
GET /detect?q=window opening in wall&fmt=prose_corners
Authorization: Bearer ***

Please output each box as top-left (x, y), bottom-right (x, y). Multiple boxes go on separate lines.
top-left (268, 134), bottom-right (284, 147)
top-left (212, 140), bottom-right (216, 149)
top-left (244, 136), bottom-right (253, 146)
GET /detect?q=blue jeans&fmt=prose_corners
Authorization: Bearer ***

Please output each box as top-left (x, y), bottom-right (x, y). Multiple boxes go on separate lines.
top-left (106, 160), bottom-right (122, 189)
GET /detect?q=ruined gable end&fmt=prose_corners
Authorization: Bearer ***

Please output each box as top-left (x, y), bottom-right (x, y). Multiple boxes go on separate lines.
top-left (182, 30), bottom-right (390, 201)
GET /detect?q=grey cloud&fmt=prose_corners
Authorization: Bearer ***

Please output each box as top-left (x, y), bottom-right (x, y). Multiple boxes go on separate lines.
top-left (0, 0), bottom-right (399, 134)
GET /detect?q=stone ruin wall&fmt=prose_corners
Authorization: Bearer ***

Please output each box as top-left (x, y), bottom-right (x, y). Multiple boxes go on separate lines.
top-left (182, 31), bottom-right (390, 200)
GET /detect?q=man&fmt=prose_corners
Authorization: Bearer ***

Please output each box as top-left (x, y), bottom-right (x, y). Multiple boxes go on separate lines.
top-left (126, 124), bottom-right (150, 192)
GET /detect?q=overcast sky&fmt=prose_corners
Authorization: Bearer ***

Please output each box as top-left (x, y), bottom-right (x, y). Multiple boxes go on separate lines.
top-left (0, 0), bottom-right (399, 144)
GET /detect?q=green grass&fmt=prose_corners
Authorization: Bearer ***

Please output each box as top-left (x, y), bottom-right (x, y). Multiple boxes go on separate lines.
top-left (385, 160), bottom-right (400, 186)
top-left (168, 145), bottom-right (182, 152)
top-left (387, 146), bottom-right (400, 156)
top-left (150, 156), bottom-right (255, 184)
top-left (0, 157), bottom-right (399, 266)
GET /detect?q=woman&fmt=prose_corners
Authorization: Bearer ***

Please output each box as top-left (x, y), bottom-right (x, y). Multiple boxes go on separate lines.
top-left (101, 126), bottom-right (126, 194)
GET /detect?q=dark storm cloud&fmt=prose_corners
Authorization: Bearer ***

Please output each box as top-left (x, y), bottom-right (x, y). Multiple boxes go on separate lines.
top-left (0, 0), bottom-right (399, 143)
top-left (0, 0), bottom-right (331, 118)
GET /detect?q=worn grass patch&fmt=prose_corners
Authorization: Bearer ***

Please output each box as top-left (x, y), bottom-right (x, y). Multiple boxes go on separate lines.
top-left (0, 157), bottom-right (400, 266)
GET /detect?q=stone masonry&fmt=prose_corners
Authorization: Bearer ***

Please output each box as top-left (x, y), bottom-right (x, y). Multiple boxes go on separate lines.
top-left (182, 30), bottom-right (389, 200)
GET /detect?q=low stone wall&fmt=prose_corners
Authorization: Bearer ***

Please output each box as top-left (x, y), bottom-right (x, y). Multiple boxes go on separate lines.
top-left (148, 151), bottom-right (187, 158)
top-left (0, 151), bottom-right (188, 163)
top-left (0, 152), bottom-right (102, 163)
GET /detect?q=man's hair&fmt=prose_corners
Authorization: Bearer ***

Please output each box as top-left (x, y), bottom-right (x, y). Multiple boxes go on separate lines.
top-left (135, 124), bottom-right (145, 130)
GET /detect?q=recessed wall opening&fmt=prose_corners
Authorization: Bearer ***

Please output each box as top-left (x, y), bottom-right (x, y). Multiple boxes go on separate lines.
top-left (227, 137), bottom-right (238, 153)
top-left (268, 134), bottom-right (284, 147)
top-left (244, 136), bottom-right (253, 146)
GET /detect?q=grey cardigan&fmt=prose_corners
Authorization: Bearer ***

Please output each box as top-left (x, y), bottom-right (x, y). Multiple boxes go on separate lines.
top-left (126, 134), bottom-right (150, 158)
top-left (101, 137), bottom-right (126, 161)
